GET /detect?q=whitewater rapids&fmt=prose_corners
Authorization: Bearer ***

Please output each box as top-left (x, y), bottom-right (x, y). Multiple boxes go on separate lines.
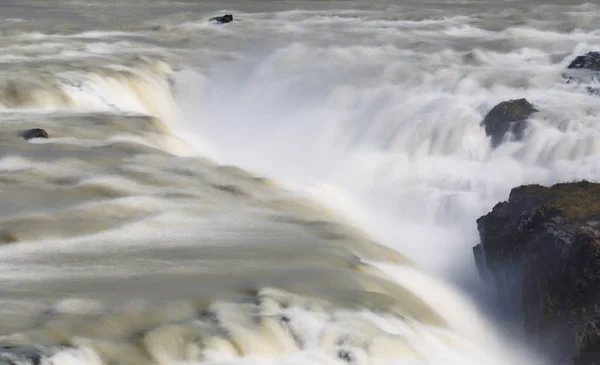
top-left (0, 1), bottom-right (599, 365)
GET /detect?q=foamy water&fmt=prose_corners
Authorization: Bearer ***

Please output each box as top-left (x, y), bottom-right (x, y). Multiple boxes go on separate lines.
top-left (0, 1), bottom-right (598, 365)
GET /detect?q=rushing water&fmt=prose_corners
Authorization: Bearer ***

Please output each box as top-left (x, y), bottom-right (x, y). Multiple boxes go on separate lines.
top-left (0, 1), bottom-right (599, 364)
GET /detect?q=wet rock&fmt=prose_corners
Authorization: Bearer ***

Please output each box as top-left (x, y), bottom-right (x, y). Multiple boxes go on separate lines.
top-left (573, 353), bottom-right (600, 365)
top-left (563, 52), bottom-right (600, 87)
top-left (21, 128), bottom-right (48, 140)
top-left (337, 349), bottom-right (354, 363)
top-left (568, 52), bottom-right (600, 71)
top-left (575, 319), bottom-right (600, 365)
top-left (473, 181), bottom-right (600, 364)
top-left (481, 98), bottom-right (538, 147)
top-left (210, 14), bottom-right (233, 24)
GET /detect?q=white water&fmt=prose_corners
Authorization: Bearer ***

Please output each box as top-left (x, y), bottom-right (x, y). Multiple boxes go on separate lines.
top-left (0, 2), bottom-right (599, 365)
top-left (174, 8), bottom-right (600, 276)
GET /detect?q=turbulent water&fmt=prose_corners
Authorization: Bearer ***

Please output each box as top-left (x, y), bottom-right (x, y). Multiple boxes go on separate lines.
top-left (0, 1), bottom-right (599, 364)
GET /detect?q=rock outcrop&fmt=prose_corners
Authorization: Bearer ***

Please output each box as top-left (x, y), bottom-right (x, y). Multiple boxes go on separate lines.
top-left (481, 98), bottom-right (538, 147)
top-left (564, 52), bottom-right (600, 95)
top-left (210, 14), bottom-right (233, 24)
top-left (474, 181), bottom-right (600, 364)
top-left (568, 52), bottom-right (600, 72)
top-left (573, 319), bottom-right (600, 365)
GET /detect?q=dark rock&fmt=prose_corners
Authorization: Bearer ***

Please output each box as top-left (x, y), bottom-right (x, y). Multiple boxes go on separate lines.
top-left (568, 52), bottom-right (600, 71)
top-left (210, 14), bottom-right (233, 24)
top-left (473, 181), bottom-right (600, 364)
top-left (573, 353), bottom-right (600, 365)
top-left (337, 349), bottom-right (354, 363)
top-left (573, 319), bottom-right (600, 365)
top-left (279, 315), bottom-right (291, 323)
top-left (21, 128), bottom-right (48, 140)
top-left (563, 52), bottom-right (600, 87)
top-left (481, 99), bottom-right (538, 148)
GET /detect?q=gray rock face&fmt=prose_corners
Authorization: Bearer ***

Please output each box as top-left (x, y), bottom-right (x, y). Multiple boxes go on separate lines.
top-left (473, 181), bottom-right (600, 365)
top-left (481, 98), bottom-right (538, 147)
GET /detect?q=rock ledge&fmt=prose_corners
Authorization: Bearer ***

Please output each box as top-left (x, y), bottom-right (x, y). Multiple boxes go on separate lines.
top-left (474, 181), bottom-right (600, 364)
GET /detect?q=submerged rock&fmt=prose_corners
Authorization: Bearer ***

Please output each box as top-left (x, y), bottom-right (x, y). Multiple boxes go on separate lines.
top-left (0, 230), bottom-right (18, 244)
top-left (21, 128), bottom-right (48, 140)
top-left (587, 86), bottom-right (600, 96)
top-left (473, 181), bottom-right (600, 364)
top-left (0, 343), bottom-right (50, 365)
top-left (481, 98), bottom-right (538, 147)
top-left (210, 14), bottom-right (233, 24)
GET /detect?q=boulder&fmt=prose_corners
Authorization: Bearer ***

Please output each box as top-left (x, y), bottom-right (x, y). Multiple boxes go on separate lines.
top-left (209, 14), bottom-right (233, 24)
top-left (473, 181), bottom-right (600, 364)
top-left (563, 52), bottom-right (600, 91)
top-left (481, 98), bottom-right (538, 147)
top-left (568, 52), bottom-right (600, 72)
top-left (21, 128), bottom-right (48, 140)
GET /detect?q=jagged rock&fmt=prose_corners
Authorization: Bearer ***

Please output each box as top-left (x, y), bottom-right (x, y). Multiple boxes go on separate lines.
top-left (210, 14), bottom-right (233, 24)
top-left (473, 181), bottom-right (600, 364)
top-left (568, 52), bottom-right (600, 71)
top-left (21, 128), bottom-right (48, 140)
top-left (481, 99), bottom-right (538, 147)
top-left (563, 52), bottom-right (600, 89)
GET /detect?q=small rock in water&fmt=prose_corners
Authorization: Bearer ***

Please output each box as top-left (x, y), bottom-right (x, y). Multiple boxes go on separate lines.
top-left (337, 349), bottom-right (354, 363)
top-left (568, 51), bottom-right (600, 71)
top-left (21, 128), bottom-right (48, 140)
top-left (210, 14), bottom-right (233, 24)
top-left (481, 98), bottom-right (538, 148)
top-left (211, 183), bottom-right (248, 197)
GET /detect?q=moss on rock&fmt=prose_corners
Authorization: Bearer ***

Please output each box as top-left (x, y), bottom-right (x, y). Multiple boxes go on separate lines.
top-left (512, 181), bottom-right (600, 221)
